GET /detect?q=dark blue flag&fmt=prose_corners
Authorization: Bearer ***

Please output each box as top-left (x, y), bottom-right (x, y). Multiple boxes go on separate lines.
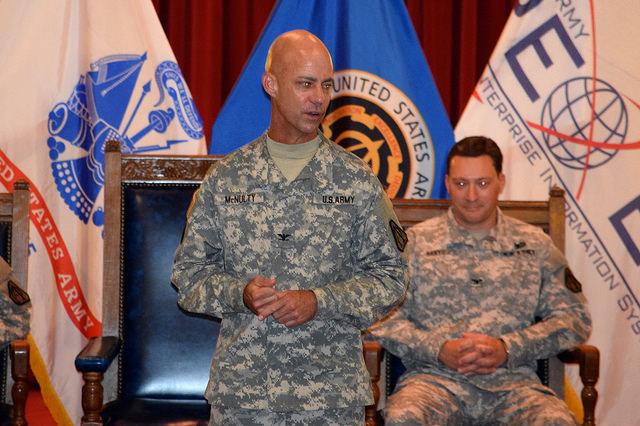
top-left (211, 0), bottom-right (454, 199)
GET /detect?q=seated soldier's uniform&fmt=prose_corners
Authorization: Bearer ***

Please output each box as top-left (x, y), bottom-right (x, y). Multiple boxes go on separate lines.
top-left (0, 258), bottom-right (30, 349)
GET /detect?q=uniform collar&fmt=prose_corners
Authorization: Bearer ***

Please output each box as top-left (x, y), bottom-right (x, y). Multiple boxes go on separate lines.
top-left (445, 208), bottom-right (518, 251)
top-left (252, 131), bottom-right (335, 190)
top-left (295, 132), bottom-right (334, 190)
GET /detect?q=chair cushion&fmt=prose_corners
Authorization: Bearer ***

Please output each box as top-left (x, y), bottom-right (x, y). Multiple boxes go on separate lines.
top-left (120, 184), bottom-right (221, 400)
top-left (102, 398), bottom-right (210, 425)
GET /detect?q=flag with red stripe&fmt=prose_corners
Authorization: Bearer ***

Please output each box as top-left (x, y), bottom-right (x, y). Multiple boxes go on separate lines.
top-left (0, 1), bottom-right (206, 423)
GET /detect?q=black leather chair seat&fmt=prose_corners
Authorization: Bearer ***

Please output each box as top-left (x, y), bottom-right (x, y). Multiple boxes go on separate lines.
top-left (102, 398), bottom-right (210, 425)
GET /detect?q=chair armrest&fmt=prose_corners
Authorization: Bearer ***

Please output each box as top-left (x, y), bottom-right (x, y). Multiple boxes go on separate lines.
top-left (75, 336), bottom-right (120, 425)
top-left (75, 336), bottom-right (121, 373)
top-left (557, 344), bottom-right (599, 379)
top-left (558, 344), bottom-right (599, 426)
top-left (10, 339), bottom-right (29, 425)
top-left (363, 340), bottom-right (383, 426)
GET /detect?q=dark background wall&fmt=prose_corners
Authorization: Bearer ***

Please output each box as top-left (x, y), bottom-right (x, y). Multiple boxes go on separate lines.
top-left (151, 0), bottom-right (515, 143)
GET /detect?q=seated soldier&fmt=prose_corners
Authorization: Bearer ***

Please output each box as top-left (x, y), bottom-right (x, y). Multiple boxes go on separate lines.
top-left (0, 257), bottom-right (30, 349)
top-left (371, 136), bottom-right (591, 425)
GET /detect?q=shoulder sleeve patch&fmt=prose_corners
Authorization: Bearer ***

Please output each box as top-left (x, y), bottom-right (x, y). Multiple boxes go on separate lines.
top-left (8, 280), bottom-right (30, 305)
top-left (389, 220), bottom-right (408, 252)
top-left (565, 268), bottom-right (582, 293)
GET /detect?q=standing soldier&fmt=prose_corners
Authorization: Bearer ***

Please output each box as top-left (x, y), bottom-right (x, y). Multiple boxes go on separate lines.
top-left (172, 30), bottom-right (407, 425)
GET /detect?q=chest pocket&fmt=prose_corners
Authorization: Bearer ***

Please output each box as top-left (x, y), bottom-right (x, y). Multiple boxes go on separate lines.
top-left (300, 191), bottom-right (359, 254)
top-left (212, 192), bottom-right (270, 270)
top-left (473, 249), bottom-right (542, 321)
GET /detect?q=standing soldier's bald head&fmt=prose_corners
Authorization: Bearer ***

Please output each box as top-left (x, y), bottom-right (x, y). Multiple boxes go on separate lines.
top-left (264, 30), bottom-right (333, 75)
top-left (262, 30), bottom-right (334, 145)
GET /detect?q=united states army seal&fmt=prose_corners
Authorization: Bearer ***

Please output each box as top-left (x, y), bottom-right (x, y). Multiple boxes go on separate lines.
top-left (323, 69), bottom-right (436, 199)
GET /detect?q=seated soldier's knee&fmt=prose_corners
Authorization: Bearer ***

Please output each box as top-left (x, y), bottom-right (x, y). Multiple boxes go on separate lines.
top-left (385, 376), bottom-right (463, 425)
top-left (530, 409), bottom-right (578, 426)
top-left (384, 403), bottom-right (427, 426)
top-left (385, 394), bottom-right (459, 426)
top-left (497, 388), bottom-right (578, 426)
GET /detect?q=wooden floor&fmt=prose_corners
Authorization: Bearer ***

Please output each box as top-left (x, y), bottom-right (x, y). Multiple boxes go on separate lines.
top-left (25, 390), bottom-right (56, 425)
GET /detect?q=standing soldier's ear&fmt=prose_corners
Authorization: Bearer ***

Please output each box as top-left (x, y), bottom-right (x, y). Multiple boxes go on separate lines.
top-left (262, 73), bottom-right (276, 96)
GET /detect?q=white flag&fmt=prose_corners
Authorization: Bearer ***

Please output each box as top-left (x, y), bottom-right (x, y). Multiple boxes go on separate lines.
top-left (0, 1), bottom-right (206, 423)
top-left (456, 1), bottom-right (639, 424)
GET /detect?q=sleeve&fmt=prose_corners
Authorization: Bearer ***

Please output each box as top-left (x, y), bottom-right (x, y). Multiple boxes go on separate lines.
top-left (311, 180), bottom-right (408, 330)
top-left (500, 239), bottom-right (592, 369)
top-left (368, 307), bottom-right (453, 367)
top-left (171, 171), bottom-right (250, 317)
top-left (0, 277), bottom-right (31, 349)
top-left (368, 232), bottom-right (457, 366)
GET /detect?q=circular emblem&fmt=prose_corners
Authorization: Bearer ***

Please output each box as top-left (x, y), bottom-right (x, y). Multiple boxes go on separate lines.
top-left (541, 77), bottom-right (627, 170)
top-left (46, 54), bottom-right (202, 229)
top-left (322, 69), bottom-right (436, 198)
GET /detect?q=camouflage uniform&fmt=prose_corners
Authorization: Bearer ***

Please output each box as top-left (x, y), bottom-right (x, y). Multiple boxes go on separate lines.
top-left (0, 258), bottom-right (30, 349)
top-left (172, 132), bottom-right (407, 416)
top-left (210, 405), bottom-right (363, 425)
top-left (372, 208), bottom-right (591, 425)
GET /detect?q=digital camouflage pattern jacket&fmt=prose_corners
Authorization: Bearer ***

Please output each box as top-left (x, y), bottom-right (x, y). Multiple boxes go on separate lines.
top-left (172, 132), bottom-right (408, 410)
top-left (372, 208), bottom-right (591, 393)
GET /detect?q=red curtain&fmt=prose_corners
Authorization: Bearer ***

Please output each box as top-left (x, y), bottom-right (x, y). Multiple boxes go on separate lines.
top-left (152, 0), bottom-right (515, 143)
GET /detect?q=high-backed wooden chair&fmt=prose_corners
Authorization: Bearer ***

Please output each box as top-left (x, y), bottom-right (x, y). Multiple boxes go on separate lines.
top-left (363, 188), bottom-right (600, 426)
top-left (0, 180), bottom-right (30, 426)
top-left (74, 142), bottom-right (219, 425)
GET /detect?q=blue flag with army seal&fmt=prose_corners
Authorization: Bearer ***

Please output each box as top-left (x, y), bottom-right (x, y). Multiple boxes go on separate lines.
top-left (455, 1), bottom-right (640, 424)
top-left (211, 0), bottom-right (454, 199)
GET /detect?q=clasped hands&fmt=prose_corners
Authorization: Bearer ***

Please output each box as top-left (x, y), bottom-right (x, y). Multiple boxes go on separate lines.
top-left (438, 332), bottom-right (508, 375)
top-left (242, 276), bottom-right (317, 328)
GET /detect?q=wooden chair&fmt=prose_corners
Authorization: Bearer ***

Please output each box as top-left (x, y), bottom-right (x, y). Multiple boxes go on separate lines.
top-left (363, 187), bottom-right (599, 426)
top-left (74, 142), bottom-right (219, 425)
top-left (0, 181), bottom-right (30, 426)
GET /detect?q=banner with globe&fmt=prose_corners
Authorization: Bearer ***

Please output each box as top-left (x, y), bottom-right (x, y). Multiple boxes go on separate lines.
top-left (455, 1), bottom-right (639, 424)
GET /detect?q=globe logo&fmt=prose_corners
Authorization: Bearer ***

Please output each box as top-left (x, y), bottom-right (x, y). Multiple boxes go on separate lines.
top-left (540, 77), bottom-right (627, 170)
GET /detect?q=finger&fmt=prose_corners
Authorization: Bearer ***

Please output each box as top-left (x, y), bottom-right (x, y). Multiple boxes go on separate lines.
top-left (257, 297), bottom-right (289, 320)
top-left (280, 307), bottom-right (308, 327)
top-left (253, 286), bottom-right (279, 299)
top-left (253, 276), bottom-right (277, 287)
top-left (461, 332), bottom-right (489, 344)
top-left (275, 310), bottom-right (298, 326)
top-left (457, 364), bottom-right (478, 374)
top-left (473, 355), bottom-right (497, 368)
top-left (458, 351), bottom-right (480, 365)
top-left (272, 298), bottom-right (296, 322)
top-left (457, 338), bottom-right (475, 353)
top-left (252, 292), bottom-right (279, 309)
top-left (475, 343), bottom-right (496, 355)
top-left (284, 318), bottom-right (303, 328)
top-left (244, 286), bottom-right (277, 311)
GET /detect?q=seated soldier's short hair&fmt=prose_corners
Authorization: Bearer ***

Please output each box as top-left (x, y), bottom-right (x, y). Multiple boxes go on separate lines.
top-left (447, 136), bottom-right (503, 174)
